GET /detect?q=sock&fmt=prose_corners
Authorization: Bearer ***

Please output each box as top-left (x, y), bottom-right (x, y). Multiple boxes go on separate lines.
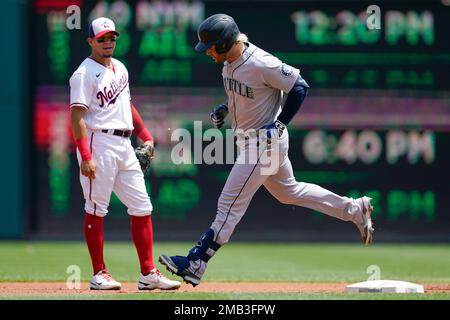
top-left (84, 213), bottom-right (106, 275)
top-left (131, 215), bottom-right (155, 275)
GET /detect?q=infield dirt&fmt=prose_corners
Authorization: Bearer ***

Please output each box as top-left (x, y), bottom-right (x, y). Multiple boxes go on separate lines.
top-left (1, 282), bottom-right (449, 297)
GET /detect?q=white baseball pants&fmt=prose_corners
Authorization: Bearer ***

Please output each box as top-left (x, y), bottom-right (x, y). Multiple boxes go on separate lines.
top-left (76, 130), bottom-right (152, 217)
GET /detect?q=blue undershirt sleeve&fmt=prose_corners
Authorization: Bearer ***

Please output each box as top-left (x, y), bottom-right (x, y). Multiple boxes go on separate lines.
top-left (277, 75), bottom-right (309, 125)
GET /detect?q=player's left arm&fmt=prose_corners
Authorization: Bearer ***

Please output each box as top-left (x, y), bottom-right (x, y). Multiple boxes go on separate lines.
top-left (259, 57), bottom-right (309, 126)
top-left (131, 103), bottom-right (154, 147)
top-left (276, 76), bottom-right (309, 125)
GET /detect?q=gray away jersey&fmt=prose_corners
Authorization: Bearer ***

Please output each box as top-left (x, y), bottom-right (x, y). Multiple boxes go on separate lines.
top-left (222, 42), bottom-right (308, 131)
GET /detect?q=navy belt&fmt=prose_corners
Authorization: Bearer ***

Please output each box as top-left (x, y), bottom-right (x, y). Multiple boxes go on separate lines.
top-left (101, 129), bottom-right (132, 138)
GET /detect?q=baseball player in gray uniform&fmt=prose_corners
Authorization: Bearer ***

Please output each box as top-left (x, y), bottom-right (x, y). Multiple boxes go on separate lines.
top-left (159, 14), bottom-right (374, 286)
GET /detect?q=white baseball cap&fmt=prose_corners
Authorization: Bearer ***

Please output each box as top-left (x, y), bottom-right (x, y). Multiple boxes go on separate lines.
top-left (88, 17), bottom-right (120, 39)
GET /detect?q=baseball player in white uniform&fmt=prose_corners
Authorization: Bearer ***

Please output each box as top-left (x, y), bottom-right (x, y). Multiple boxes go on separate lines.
top-left (159, 14), bottom-right (374, 287)
top-left (70, 17), bottom-right (180, 290)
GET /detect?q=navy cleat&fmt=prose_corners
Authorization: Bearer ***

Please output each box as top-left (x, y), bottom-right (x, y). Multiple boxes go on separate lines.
top-left (158, 229), bottom-right (221, 287)
top-left (158, 254), bottom-right (206, 287)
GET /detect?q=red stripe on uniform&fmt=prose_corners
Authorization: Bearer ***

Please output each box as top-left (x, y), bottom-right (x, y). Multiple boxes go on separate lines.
top-left (90, 132), bottom-right (94, 153)
top-left (89, 132), bottom-right (94, 203)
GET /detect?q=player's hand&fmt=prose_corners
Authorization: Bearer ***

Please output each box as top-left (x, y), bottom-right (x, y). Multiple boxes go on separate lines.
top-left (210, 104), bottom-right (228, 129)
top-left (262, 120), bottom-right (286, 138)
top-left (143, 140), bottom-right (155, 160)
top-left (80, 159), bottom-right (96, 179)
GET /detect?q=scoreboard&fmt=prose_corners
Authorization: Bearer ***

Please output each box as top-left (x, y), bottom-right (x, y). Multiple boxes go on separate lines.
top-left (34, 0), bottom-right (450, 89)
top-left (31, 0), bottom-right (450, 241)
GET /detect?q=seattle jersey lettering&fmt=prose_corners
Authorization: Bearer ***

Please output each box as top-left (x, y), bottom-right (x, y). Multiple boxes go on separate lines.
top-left (223, 77), bottom-right (254, 99)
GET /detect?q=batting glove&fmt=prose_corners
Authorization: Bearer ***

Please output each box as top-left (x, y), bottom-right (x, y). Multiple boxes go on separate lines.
top-left (262, 120), bottom-right (286, 138)
top-left (210, 104), bottom-right (229, 129)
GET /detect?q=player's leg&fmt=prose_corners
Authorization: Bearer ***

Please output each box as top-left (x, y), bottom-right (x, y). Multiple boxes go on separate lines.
top-left (112, 165), bottom-right (153, 274)
top-left (211, 160), bottom-right (272, 244)
top-left (77, 132), bottom-right (121, 289)
top-left (159, 139), bottom-right (274, 286)
top-left (263, 153), bottom-right (374, 244)
top-left (112, 141), bottom-right (180, 290)
top-left (211, 131), bottom-right (285, 245)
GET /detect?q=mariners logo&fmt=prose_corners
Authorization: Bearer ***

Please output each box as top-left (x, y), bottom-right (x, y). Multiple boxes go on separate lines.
top-left (281, 64), bottom-right (293, 76)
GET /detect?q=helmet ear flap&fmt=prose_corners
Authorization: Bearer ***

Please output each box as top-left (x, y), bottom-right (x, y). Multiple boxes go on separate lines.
top-left (215, 28), bottom-right (238, 54)
top-left (215, 38), bottom-right (227, 54)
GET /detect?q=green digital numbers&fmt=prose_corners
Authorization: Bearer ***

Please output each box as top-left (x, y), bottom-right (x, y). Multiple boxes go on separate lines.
top-left (139, 32), bottom-right (160, 56)
top-left (292, 9), bottom-right (434, 46)
top-left (303, 130), bottom-right (435, 165)
top-left (138, 28), bottom-right (193, 58)
top-left (49, 153), bottom-right (71, 216)
top-left (150, 149), bottom-right (198, 177)
top-left (138, 28), bottom-right (194, 84)
top-left (47, 12), bottom-right (70, 83)
top-left (349, 190), bottom-right (436, 222)
top-left (135, 1), bottom-right (200, 84)
top-left (386, 70), bottom-right (434, 88)
top-left (309, 10), bottom-right (330, 45)
top-left (108, 178), bottom-right (201, 221)
top-left (292, 11), bottom-right (309, 44)
top-left (47, 111), bottom-right (72, 217)
top-left (140, 59), bottom-right (191, 84)
top-left (388, 190), bottom-right (435, 222)
top-left (336, 10), bottom-right (358, 45)
top-left (154, 179), bottom-right (201, 220)
top-left (354, 11), bottom-right (380, 44)
top-left (386, 11), bottom-right (434, 46)
top-left (342, 69), bottom-right (377, 86)
top-left (113, 29), bottom-right (131, 57)
top-left (292, 10), bottom-right (382, 46)
top-left (303, 130), bottom-right (383, 165)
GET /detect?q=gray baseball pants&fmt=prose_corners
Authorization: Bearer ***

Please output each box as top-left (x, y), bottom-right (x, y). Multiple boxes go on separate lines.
top-left (210, 128), bottom-right (364, 245)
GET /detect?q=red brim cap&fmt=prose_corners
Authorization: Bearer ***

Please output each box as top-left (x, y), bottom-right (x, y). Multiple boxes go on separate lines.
top-left (94, 30), bottom-right (120, 38)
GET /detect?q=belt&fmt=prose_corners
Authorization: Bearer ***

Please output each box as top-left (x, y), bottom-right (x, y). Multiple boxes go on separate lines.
top-left (236, 125), bottom-right (285, 146)
top-left (101, 129), bottom-right (132, 138)
top-left (236, 131), bottom-right (261, 140)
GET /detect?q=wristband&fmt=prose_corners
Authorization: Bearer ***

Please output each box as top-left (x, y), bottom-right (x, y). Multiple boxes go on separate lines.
top-left (75, 137), bottom-right (92, 161)
top-left (138, 128), bottom-right (153, 143)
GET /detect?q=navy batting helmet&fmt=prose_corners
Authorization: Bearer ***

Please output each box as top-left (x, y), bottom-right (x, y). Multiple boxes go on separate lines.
top-left (195, 14), bottom-right (240, 54)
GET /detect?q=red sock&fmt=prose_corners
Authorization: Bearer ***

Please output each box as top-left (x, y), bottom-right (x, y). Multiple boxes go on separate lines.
top-left (131, 215), bottom-right (155, 275)
top-left (84, 213), bottom-right (106, 275)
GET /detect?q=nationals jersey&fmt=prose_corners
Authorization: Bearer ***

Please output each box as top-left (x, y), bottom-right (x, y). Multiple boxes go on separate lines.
top-left (222, 42), bottom-right (308, 131)
top-left (69, 57), bottom-right (133, 130)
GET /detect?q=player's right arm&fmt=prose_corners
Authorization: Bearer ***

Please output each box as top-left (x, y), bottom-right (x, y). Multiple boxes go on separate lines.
top-left (210, 104), bottom-right (228, 129)
top-left (71, 106), bottom-right (96, 180)
top-left (69, 70), bottom-right (96, 179)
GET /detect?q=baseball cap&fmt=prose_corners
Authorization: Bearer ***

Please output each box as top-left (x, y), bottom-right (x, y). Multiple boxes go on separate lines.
top-left (88, 17), bottom-right (120, 39)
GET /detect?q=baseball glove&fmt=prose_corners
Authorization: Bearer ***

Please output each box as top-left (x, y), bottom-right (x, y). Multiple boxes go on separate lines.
top-left (135, 144), bottom-right (155, 174)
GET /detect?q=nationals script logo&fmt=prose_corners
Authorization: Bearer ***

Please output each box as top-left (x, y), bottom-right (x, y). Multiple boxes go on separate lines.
top-left (96, 73), bottom-right (128, 108)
